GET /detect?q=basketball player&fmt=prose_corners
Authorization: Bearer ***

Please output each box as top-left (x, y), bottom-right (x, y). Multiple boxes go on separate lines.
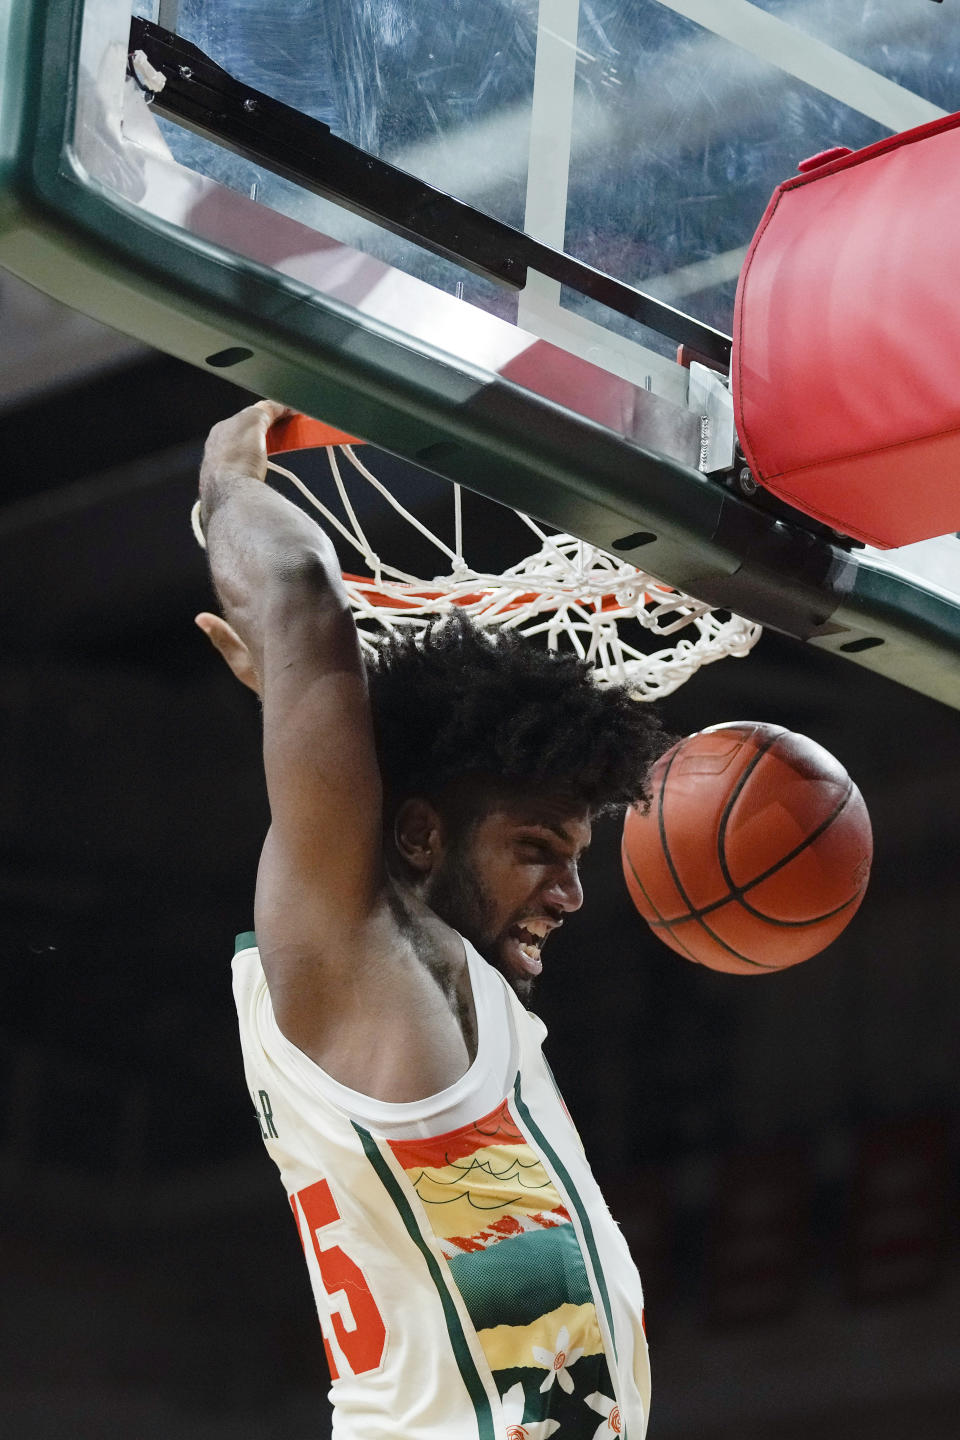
top-left (196, 400), bottom-right (666, 1439)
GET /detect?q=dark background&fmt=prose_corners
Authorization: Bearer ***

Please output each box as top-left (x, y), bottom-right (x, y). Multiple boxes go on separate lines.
top-left (1, 282), bottom-right (958, 1439)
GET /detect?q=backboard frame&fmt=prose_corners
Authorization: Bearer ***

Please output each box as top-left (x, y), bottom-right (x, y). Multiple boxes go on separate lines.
top-left (1, 0), bottom-right (958, 708)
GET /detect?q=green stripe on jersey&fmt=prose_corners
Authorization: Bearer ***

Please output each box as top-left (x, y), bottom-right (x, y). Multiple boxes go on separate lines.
top-left (353, 1122), bottom-right (496, 1440)
top-left (234, 930), bottom-right (257, 953)
top-left (511, 1075), bottom-right (619, 1367)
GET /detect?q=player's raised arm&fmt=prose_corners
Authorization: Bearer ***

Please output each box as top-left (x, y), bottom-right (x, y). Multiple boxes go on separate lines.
top-left (197, 401), bottom-right (386, 1044)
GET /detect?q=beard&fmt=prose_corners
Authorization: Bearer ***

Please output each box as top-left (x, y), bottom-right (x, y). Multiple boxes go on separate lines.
top-left (425, 842), bottom-right (534, 1002)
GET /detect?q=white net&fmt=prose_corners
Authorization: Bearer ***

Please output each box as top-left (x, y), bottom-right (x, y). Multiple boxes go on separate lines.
top-left (192, 444), bottom-right (762, 701)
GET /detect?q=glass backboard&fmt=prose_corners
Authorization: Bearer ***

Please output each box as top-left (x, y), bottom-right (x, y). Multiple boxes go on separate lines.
top-left (123, 0), bottom-right (949, 392)
top-left (1, 0), bottom-right (958, 706)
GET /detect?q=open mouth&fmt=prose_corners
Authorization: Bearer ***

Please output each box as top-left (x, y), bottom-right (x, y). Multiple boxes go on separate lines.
top-left (506, 919), bottom-right (553, 976)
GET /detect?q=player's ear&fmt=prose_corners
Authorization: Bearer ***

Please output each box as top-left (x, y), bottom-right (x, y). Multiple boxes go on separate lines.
top-left (195, 612), bottom-right (262, 696)
top-left (394, 797), bottom-right (445, 875)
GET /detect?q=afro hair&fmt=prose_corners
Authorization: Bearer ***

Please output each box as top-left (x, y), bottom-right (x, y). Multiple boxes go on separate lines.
top-left (365, 614), bottom-right (670, 819)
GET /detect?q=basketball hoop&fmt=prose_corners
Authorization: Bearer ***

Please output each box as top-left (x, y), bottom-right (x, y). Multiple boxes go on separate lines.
top-left (192, 420), bottom-right (761, 701)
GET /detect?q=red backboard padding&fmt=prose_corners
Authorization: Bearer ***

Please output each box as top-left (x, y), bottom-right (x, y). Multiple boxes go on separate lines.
top-left (733, 110), bottom-right (960, 548)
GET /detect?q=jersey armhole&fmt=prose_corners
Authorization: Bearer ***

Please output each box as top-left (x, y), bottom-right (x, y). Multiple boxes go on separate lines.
top-left (234, 934), bottom-right (520, 1138)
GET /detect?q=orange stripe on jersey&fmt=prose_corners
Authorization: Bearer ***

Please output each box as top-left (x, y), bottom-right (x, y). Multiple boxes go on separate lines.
top-left (388, 1096), bottom-right (525, 1169)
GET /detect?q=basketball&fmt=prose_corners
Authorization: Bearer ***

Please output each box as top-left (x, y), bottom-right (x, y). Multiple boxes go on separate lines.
top-left (622, 722), bottom-right (873, 973)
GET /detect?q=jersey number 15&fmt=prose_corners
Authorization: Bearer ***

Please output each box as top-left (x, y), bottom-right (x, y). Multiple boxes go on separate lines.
top-left (291, 1178), bottom-right (388, 1378)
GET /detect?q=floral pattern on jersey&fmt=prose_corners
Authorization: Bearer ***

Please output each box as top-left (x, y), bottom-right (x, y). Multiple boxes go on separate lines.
top-left (502, 1381), bottom-right (560, 1439)
top-left (585, 1390), bottom-right (624, 1437)
top-left (533, 1324), bottom-right (584, 1394)
top-left (387, 1098), bottom-right (620, 1439)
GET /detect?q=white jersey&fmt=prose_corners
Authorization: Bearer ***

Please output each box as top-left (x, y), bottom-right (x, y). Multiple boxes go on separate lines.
top-left (233, 931), bottom-right (651, 1440)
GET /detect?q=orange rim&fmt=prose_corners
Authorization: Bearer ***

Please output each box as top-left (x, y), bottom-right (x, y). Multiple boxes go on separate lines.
top-left (342, 575), bottom-right (657, 614)
top-left (266, 414), bottom-right (364, 455)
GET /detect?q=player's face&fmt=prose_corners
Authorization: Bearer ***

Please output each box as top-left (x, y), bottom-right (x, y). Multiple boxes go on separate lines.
top-left (426, 795), bottom-right (591, 1001)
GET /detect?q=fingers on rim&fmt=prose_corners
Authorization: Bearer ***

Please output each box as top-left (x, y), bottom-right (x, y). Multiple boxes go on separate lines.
top-left (253, 398), bottom-right (293, 421)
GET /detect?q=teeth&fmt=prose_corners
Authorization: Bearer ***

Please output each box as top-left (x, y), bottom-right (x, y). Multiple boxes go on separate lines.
top-left (525, 920), bottom-right (550, 938)
top-left (519, 943), bottom-right (540, 962)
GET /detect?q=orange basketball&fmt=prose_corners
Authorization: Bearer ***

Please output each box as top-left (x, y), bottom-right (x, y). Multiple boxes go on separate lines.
top-left (622, 722), bottom-right (872, 973)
